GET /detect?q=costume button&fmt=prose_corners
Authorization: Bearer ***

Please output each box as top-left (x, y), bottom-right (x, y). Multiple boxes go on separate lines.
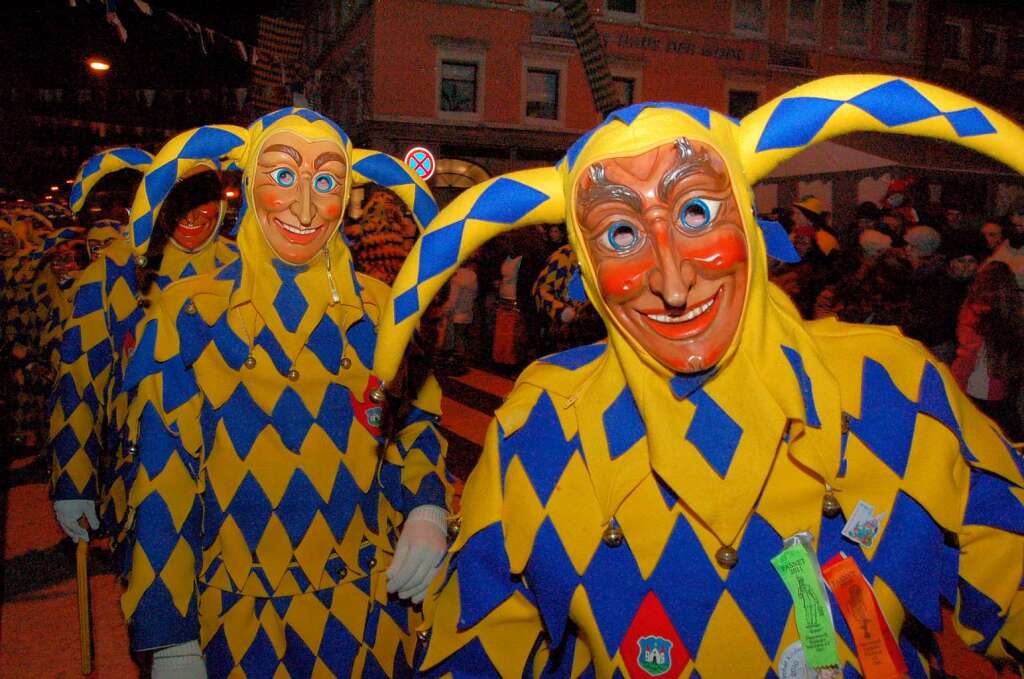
top-left (287, 368), bottom-right (299, 382)
top-left (127, 442), bottom-right (139, 455)
top-left (416, 630), bottom-right (430, 643)
top-left (369, 387), bottom-right (386, 404)
top-left (243, 356), bottom-right (256, 369)
top-left (137, 298), bottom-right (150, 309)
top-left (184, 301), bottom-right (197, 315)
top-left (715, 545), bottom-right (738, 569)
top-left (136, 254), bottom-right (148, 267)
top-left (602, 524), bottom-right (624, 548)
top-left (367, 557), bottom-right (377, 569)
top-left (341, 357), bottom-right (352, 370)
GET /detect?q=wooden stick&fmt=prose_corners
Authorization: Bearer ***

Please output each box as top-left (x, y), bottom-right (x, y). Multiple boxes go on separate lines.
top-left (76, 527), bottom-right (92, 675)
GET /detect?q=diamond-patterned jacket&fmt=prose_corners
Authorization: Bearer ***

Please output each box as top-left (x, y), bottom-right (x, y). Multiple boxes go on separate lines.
top-left (119, 246), bottom-right (449, 651)
top-left (48, 237), bottom-right (238, 542)
top-left (421, 324), bottom-right (1024, 678)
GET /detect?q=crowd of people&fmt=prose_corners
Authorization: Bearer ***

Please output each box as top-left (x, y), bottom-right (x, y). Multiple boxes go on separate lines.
top-left (762, 181), bottom-right (1024, 439)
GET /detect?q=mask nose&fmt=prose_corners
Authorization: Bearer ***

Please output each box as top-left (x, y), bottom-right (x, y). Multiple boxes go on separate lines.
top-left (647, 227), bottom-right (696, 308)
top-left (291, 177), bottom-right (315, 226)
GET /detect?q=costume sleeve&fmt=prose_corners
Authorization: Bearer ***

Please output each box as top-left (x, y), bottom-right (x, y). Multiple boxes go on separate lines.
top-left (950, 303), bottom-right (982, 390)
top-left (419, 421), bottom-right (554, 678)
top-left (119, 312), bottom-right (205, 651)
top-left (49, 263), bottom-right (113, 502)
top-left (532, 247), bottom-right (573, 322)
top-left (385, 373), bottom-right (452, 514)
top-left (935, 360), bottom-right (1024, 664)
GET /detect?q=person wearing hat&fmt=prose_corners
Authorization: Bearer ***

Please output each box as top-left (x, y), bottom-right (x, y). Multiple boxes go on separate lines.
top-left (373, 75), bottom-right (1024, 678)
top-left (119, 109), bottom-right (451, 678)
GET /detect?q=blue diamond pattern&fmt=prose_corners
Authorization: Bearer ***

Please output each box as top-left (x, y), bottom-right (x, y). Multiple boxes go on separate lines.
top-left (456, 522), bottom-right (529, 631)
top-left (669, 368), bottom-right (716, 400)
top-left (539, 342), bottom-right (606, 370)
top-left (178, 127), bottom-right (245, 160)
top-left (945, 108), bottom-right (996, 136)
top-left (603, 387), bottom-right (644, 460)
top-left (848, 358), bottom-right (917, 477)
top-left (849, 80), bottom-right (941, 127)
top-left (271, 261), bottom-right (308, 333)
top-left (648, 514), bottom-right (724, 655)
top-left (957, 576), bottom-right (1005, 652)
top-left (314, 382), bottom-right (355, 454)
top-left (81, 154), bottom-right (104, 179)
top-left (276, 469), bottom-right (322, 547)
top-left (964, 469), bottom-right (1024, 533)
top-left (725, 514), bottom-right (791, 655)
top-left (282, 625), bottom-right (316, 678)
top-left (321, 465), bottom-right (361, 542)
top-left (870, 491), bottom-right (946, 630)
top-left (524, 518), bottom-right (579, 647)
top-left (581, 530), bottom-right (649, 657)
top-left (255, 325), bottom-right (291, 376)
top-left (239, 627), bottom-right (279, 677)
top-left (317, 614), bottom-right (360, 675)
top-left (916, 362), bottom-right (974, 461)
top-left (228, 472), bottom-right (275, 551)
top-left (71, 281), bottom-right (103, 318)
top-left (780, 345), bottom-right (821, 426)
top-left (467, 178), bottom-right (549, 224)
top-left (353, 152), bottom-right (413, 188)
top-left (345, 315), bottom-right (376, 368)
top-left (684, 389), bottom-right (742, 477)
top-left (417, 219), bottom-right (465, 282)
top-left (412, 184), bottom-right (438, 227)
top-left (757, 217), bottom-right (800, 262)
top-left (132, 212), bottom-right (154, 249)
top-left (756, 97), bottom-right (845, 151)
top-left (144, 161), bottom-right (180, 211)
top-left (306, 314), bottom-right (344, 373)
top-left (111, 147), bottom-right (152, 166)
top-left (271, 386), bottom-right (315, 452)
top-left (134, 494), bottom-right (179, 572)
top-left (258, 107), bottom-right (295, 129)
top-left (502, 393), bottom-right (580, 504)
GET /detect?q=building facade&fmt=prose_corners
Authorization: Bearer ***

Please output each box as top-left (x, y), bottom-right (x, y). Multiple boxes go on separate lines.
top-left (305, 0), bottom-right (1024, 212)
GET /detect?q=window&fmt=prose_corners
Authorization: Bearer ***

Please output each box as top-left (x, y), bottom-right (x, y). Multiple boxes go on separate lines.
top-left (728, 89), bottom-right (760, 118)
top-left (440, 61), bottom-right (478, 113)
top-left (613, 77), bottom-right (636, 106)
top-left (606, 0), bottom-right (639, 15)
top-left (526, 68), bottom-right (560, 120)
top-left (943, 19), bottom-right (969, 62)
top-left (979, 25), bottom-right (1006, 70)
top-left (883, 0), bottom-right (914, 54)
top-left (838, 0), bottom-right (871, 49)
top-left (787, 0), bottom-right (818, 44)
top-left (733, 0), bottom-right (767, 36)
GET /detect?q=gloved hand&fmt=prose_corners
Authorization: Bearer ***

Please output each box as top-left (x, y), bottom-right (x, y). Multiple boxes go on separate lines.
top-left (152, 640), bottom-right (207, 679)
top-left (53, 499), bottom-right (99, 543)
top-left (560, 306), bottom-right (577, 323)
top-left (386, 504), bottom-right (449, 603)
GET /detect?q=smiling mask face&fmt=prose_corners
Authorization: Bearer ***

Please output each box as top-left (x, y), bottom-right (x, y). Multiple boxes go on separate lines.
top-left (252, 130), bottom-right (348, 265)
top-left (575, 138), bottom-right (748, 373)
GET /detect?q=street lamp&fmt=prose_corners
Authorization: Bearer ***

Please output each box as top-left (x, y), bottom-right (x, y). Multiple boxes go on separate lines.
top-left (87, 57), bottom-right (111, 73)
top-left (49, 185), bottom-right (59, 192)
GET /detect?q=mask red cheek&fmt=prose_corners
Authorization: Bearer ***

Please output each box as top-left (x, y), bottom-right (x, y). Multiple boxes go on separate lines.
top-left (596, 253), bottom-right (652, 303)
top-left (682, 229), bottom-right (747, 274)
top-left (254, 187), bottom-right (288, 211)
top-left (323, 203), bottom-right (341, 220)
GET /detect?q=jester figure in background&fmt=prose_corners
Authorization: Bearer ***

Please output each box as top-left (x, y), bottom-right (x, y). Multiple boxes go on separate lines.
top-left (345, 185), bottom-right (420, 285)
top-left (49, 145), bottom-right (238, 549)
top-left (120, 109), bottom-right (450, 678)
top-left (532, 243), bottom-right (605, 352)
top-left (3, 226), bottom-right (87, 448)
top-left (373, 75), bottom-right (1024, 678)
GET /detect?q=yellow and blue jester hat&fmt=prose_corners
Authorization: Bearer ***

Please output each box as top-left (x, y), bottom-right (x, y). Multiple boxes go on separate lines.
top-left (375, 74), bottom-right (1024, 385)
top-left (70, 146), bottom-right (154, 215)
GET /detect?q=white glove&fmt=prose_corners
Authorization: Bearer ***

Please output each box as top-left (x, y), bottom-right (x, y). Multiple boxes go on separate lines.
top-left (53, 499), bottom-right (99, 543)
top-left (386, 505), bottom-right (449, 603)
top-left (152, 640), bottom-right (207, 679)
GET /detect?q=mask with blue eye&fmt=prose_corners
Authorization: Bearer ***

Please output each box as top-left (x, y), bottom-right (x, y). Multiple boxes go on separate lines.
top-left (606, 220), bottom-right (642, 253)
top-left (679, 197), bottom-right (722, 233)
top-left (313, 173), bottom-right (337, 193)
top-left (270, 167), bottom-right (296, 187)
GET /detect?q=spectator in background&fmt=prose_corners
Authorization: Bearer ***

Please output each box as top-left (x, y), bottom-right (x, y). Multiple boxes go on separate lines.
top-left (951, 261), bottom-right (1024, 438)
top-left (901, 226), bottom-right (961, 362)
top-left (841, 201), bottom-right (881, 251)
top-left (878, 208), bottom-right (908, 247)
top-left (980, 219), bottom-right (1005, 254)
top-left (438, 257), bottom-right (479, 376)
top-left (987, 209), bottom-right (1024, 293)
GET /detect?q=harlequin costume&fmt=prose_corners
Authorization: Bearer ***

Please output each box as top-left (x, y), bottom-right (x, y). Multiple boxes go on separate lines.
top-left (48, 146), bottom-right (238, 546)
top-left (119, 109), bottom-right (451, 678)
top-left (372, 75), bottom-right (1024, 678)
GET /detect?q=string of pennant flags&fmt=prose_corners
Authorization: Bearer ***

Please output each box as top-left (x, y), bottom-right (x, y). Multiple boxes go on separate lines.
top-left (67, 0), bottom-right (305, 79)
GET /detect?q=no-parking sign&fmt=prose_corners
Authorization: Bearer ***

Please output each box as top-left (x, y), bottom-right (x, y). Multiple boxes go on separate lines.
top-left (404, 146), bottom-right (436, 181)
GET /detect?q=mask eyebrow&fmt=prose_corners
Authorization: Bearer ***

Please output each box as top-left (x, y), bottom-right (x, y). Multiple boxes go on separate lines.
top-left (657, 137), bottom-right (716, 202)
top-left (578, 163), bottom-right (643, 222)
top-left (315, 152), bottom-right (346, 170)
top-left (261, 144), bottom-right (302, 165)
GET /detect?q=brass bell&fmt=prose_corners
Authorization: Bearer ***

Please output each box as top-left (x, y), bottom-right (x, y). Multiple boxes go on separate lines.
top-left (127, 442), bottom-right (139, 455)
top-left (822, 492), bottom-right (842, 518)
top-left (416, 630), bottom-right (430, 643)
top-left (136, 254), bottom-right (147, 267)
top-left (243, 356), bottom-right (256, 369)
top-left (367, 557), bottom-right (377, 569)
top-left (369, 387), bottom-right (386, 404)
top-left (602, 524), bottom-right (624, 548)
top-left (340, 357), bottom-right (352, 370)
top-left (184, 301), bottom-right (197, 315)
top-left (287, 368), bottom-right (300, 382)
top-left (715, 545), bottom-right (739, 569)
top-left (137, 298), bottom-right (150, 309)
